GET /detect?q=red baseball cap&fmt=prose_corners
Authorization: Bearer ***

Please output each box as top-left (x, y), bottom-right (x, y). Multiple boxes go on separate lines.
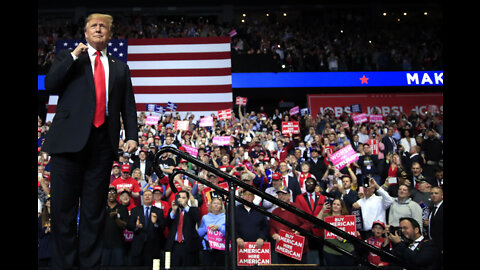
top-left (121, 164), bottom-right (130, 173)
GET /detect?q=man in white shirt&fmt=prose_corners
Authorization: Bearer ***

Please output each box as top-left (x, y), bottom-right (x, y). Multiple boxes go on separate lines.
top-left (353, 177), bottom-right (394, 239)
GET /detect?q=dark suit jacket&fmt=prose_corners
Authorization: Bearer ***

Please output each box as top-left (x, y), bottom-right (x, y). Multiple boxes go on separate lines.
top-left (127, 205), bottom-right (166, 256)
top-left (285, 175), bottom-right (302, 200)
top-left (381, 135), bottom-right (398, 155)
top-left (131, 158), bottom-right (153, 177)
top-left (429, 203), bottom-right (443, 251)
top-left (42, 49), bottom-right (138, 158)
top-left (382, 237), bottom-right (441, 270)
top-left (165, 206), bottom-right (202, 252)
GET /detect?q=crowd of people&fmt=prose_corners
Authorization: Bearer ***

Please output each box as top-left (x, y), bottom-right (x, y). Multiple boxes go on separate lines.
top-left (38, 7), bottom-right (442, 74)
top-left (38, 101), bottom-right (444, 268)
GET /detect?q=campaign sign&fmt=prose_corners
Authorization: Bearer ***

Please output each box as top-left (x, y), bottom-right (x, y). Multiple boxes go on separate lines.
top-left (369, 114), bottom-right (383, 123)
top-left (275, 229), bottom-right (305, 261)
top-left (236, 96), bottom-right (248, 106)
top-left (207, 226), bottom-right (226, 251)
top-left (324, 215), bottom-right (356, 240)
top-left (145, 115), bottom-right (160, 125)
top-left (174, 120), bottom-right (189, 131)
top-left (352, 113), bottom-right (368, 124)
top-left (218, 109), bottom-right (232, 120)
top-left (281, 121), bottom-right (300, 134)
top-left (237, 242), bottom-right (271, 266)
top-left (367, 139), bottom-right (379, 155)
top-left (212, 136), bottom-right (231, 146)
top-left (290, 106), bottom-right (299, 115)
top-left (181, 144), bottom-right (198, 157)
top-left (328, 145), bottom-right (359, 170)
top-left (199, 116), bottom-right (214, 127)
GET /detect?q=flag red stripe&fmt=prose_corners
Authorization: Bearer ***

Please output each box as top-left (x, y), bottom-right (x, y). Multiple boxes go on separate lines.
top-left (130, 68), bottom-right (231, 77)
top-left (135, 102), bottom-right (232, 112)
top-left (48, 102), bottom-right (233, 114)
top-left (128, 37), bottom-right (231, 45)
top-left (127, 51), bottom-right (231, 61)
top-left (133, 85), bottom-right (232, 94)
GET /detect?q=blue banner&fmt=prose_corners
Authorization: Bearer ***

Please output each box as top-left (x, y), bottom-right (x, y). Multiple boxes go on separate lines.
top-left (39, 71), bottom-right (443, 90)
top-left (231, 71), bottom-right (443, 88)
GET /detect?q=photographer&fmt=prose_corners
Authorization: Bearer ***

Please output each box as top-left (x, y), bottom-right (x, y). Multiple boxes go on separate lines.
top-left (381, 217), bottom-right (440, 270)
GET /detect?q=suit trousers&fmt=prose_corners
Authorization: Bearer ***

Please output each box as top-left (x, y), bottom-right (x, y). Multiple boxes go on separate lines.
top-left (50, 122), bottom-right (114, 270)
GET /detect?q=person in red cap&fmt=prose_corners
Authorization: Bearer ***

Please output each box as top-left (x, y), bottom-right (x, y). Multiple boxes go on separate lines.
top-left (111, 164), bottom-right (141, 208)
top-left (262, 172), bottom-right (293, 214)
top-left (110, 162), bottom-right (121, 184)
top-left (365, 220), bottom-right (390, 266)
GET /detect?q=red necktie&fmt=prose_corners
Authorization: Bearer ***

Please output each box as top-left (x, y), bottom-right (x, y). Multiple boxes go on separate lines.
top-left (310, 194), bottom-right (315, 210)
top-left (176, 210), bottom-right (184, 242)
top-left (93, 51), bottom-right (106, 127)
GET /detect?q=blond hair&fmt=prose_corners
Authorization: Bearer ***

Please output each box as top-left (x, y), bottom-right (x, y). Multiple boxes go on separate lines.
top-left (84, 13), bottom-right (113, 31)
top-left (207, 197), bottom-right (225, 213)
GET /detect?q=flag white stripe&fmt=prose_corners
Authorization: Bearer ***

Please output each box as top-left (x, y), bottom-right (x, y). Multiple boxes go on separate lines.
top-left (131, 75), bottom-right (232, 86)
top-left (128, 43), bottom-right (230, 54)
top-left (127, 59), bottom-right (231, 70)
top-left (48, 93), bottom-right (232, 105)
top-left (134, 93), bottom-right (232, 103)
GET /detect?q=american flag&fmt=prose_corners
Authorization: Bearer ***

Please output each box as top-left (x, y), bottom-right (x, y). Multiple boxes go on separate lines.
top-left (46, 37), bottom-right (233, 122)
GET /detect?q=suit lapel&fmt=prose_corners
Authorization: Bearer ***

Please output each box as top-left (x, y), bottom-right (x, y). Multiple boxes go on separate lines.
top-left (107, 55), bottom-right (116, 101)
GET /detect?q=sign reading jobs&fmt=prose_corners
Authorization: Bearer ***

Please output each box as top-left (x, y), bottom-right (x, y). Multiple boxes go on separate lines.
top-left (307, 92), bottom-right (443, 118)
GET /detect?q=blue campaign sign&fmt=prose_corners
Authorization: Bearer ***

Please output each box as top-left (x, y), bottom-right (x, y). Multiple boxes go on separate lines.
top-left (231, 71), bottom-right (443, 88)
top-left (39, 71), bottom-right (443, 90)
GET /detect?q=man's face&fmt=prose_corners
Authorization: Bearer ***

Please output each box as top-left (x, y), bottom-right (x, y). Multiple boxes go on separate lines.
top-left (399, 219), bottom-right (419, 242)
top-left (277, 192), bottom-right (290, 203)
top-left (305, 179), bottom-right (316, 193)
top-left (84, 17), bottom-right (112, 50)
top-left (108, 189), bottom-right (117, 202)
top-left (341, 177), bottom-right (352, 189)
top-left (430, 187), bottom-right (443, 204)
top-left (143, 191), bottom-right (153, 206)
top-left (411, 164), bottom-right (422, 176)
top-left (279, 162), bottom-right (289, 173)
top-left (242, 191), bottom-right (255, 203)
top-left (153, 191), bottom-right (162, 201)
top-left (177, 192), bottom-right (188, 207)
top-left (139, 152), bottom-right (146, 161)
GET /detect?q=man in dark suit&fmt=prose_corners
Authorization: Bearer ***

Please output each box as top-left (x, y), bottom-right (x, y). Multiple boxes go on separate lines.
top-left (278, 161), bottom-right (302, 200)
top-left (428, 186), bottom-right (443, 252)
top-left (165, 190), bottom-right (202, 267)
top-left (382, 217), bottom-right (440, 270)
top-left (127, 190), bottom-right (166, 266)
top-left (381, 126), bottom-right (399, 155)
top-left (131, 149), bottom-right (153, 178)
top-left (42, 13), bottom-right (138, 270)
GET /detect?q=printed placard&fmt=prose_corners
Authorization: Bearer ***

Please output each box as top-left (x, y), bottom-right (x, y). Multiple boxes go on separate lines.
top-left (212, 136), bottom-right (231, 146)
top-left (218, 109), bottom-right (232, 120)
top-left (281, 121), bottom-right (300, 134)
top-left (237, 242), bottom-right (271, 266)
top-left (236, 96), bottom-right (248, 106)
top-left (324, 215), bottom-right (356, 240)
top-left (289, 106), bottom-right (299, 116)
top-left (207, 226), bottom-right (226, 251)
top-left (181, 144), bottom-right (198, 157)
top-left (369, 114), bottom-right (383, 123)
top-left (274, 229), bottom-right (305, 261)
top-left (174, 120), bottom-right (189, 131)
top-left (145, 116), bottom-right (160, 125)
top-left (328, 144), bottom-right (359, 170)
top-left (199, 116), bottom-right (214, 127)
top-left (352, 113), bottom-right (368, 124)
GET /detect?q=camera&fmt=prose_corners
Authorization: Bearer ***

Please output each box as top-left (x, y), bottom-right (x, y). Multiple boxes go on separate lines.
top-left (388, 226), bottom-right (403, 238)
